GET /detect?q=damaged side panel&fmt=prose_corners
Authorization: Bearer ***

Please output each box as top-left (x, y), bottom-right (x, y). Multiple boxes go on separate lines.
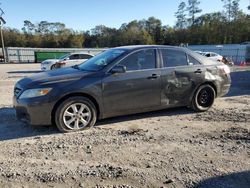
top-left (160, 65), bottom-right (220, 107)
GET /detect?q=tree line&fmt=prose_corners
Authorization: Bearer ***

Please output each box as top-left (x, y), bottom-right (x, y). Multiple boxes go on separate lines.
top-left (2, 0), bottom-right (250, 48)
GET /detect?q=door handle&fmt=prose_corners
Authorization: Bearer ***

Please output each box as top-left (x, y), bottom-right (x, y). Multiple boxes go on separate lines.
top-left (194, 69), bottom-right (202, 74)
top-left (147, 74), bottom-right (159, 79)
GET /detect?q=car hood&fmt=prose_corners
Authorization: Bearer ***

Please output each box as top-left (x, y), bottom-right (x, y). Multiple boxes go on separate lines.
top-left (17, 67), bottom-right (96, 89)
top-left (42, 59), bottom-right (59, 64)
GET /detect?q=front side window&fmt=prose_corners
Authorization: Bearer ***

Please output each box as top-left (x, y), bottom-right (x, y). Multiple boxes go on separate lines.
top-left (161, 49), bottom-right (188, 67)
top-left (59, 53), bottom-right (70, 60)
top-left (119, 49), bottom-right (156, 71)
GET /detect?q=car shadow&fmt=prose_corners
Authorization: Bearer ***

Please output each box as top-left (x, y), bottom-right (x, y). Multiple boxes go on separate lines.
top-left (7, 70), bottom-right (42, 74)
top-left (226, 70), bottom-right (250, 97)
top-left (0, 107), bottom-right (59, 142)
top-left (96, 107), bottom-right (193, 126)
top-left (0, 106), bottom-right (193, 141)
top-left (193, 170), bottom-right (250, 188)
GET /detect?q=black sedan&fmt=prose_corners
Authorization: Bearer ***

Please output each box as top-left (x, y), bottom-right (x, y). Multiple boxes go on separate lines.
top-left (13, 45), bottom-right (231, 132)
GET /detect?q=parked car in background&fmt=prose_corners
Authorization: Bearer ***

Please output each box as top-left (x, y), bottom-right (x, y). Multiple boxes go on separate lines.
top-left (194, 51), bottom-right (204, 55)
top-left (194, 51), bottom-right (234, 66)
top-left (202, 52), bottom-right (223, 62)
top-left (14, 45), bottom-right (231, 133)
top-left (41, 53), bottom-right (94, 71)
top-left (222, 57), bottom-right (234, 66)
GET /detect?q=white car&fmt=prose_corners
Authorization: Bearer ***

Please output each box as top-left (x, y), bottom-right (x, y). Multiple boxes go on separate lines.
top-left (194, 50), bottom-right (204, 55)
top-left (41, 53), bottom-right (94, 71)
top-left (202, 52), bottom-right (223, 62)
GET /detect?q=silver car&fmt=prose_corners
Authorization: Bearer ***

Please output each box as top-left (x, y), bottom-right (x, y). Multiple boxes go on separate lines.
top-left (41, 53), bottom-right (94, 71)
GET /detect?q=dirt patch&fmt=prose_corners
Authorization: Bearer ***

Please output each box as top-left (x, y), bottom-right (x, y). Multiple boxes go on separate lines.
top-left (194, 107), bottom-right (250, 123)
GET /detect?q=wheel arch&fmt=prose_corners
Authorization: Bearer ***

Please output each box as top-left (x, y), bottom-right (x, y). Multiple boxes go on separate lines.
top-left (189, 81), bottom-right (218, 104)
top-left (50, 64), bottom-right (56, 70)
top-left (51, 92), bottom-right (101, 125)
top-left (202, 82), bottom-right (217, 97)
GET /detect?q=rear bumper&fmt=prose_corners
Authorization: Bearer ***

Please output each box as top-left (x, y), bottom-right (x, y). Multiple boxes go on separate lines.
top-left (13, 96), bottom-right (54, 126)
top-left (217, 74), bottom-right (231, 97)
top-left (217, 83), bottom-right (231, 97)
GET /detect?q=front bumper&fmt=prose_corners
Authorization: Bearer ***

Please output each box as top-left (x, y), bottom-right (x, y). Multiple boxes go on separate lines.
top-left (13, 96), bottom-right (54, 126)
top-left (41, 64), bottom-right (50, 71)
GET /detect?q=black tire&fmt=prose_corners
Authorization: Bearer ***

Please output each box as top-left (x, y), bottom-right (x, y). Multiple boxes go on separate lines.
top-left (55, 96), bottom-right (97, 133)
top-left (51, 64), bottom-right (57, 70)
top-left (191, 84), bottom-right (216, 112)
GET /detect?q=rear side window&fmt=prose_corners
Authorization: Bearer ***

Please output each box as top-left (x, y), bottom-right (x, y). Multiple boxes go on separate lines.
top-left (188, 55), bottom-right (201, 65)
top-left (69, 54), bottom-right (80, 60)
top-left (119, 49), bottom-right (156, 71)
top-left (79, 54), bottom-right (93, 59)
top-left (161, 49), bottom-right (188, 67)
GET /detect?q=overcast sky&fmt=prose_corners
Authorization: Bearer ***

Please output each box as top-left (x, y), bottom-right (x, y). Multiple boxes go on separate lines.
top-left (1, 0), bottom-right (249, 31)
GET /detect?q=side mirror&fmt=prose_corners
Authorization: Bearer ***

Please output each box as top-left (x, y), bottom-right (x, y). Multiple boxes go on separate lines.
top-left (110, 65), bottom-right (126, 74)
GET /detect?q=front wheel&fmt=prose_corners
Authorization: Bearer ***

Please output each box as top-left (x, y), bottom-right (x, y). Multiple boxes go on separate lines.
top-left (191, 84), bottom-right (216, 112)
top-left (55, 97), bottom-right (97, 133)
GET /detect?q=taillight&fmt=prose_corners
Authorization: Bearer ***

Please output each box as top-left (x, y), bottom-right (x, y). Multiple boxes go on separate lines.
top-left (218, 65), bottom-right (230, 75)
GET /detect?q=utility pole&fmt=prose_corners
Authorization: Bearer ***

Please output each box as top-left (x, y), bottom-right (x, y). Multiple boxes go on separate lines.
top-left (0, 7), bottom-right (6, 63)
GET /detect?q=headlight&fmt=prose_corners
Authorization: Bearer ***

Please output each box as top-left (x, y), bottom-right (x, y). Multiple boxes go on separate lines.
top-left (19, 88), bottom-right (52, 99)
top-left (42, 61), bottom-right (50, 65)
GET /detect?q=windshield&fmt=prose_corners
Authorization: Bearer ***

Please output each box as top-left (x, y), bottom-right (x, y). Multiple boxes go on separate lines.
top-left (78, 49), bottom-right (127, 71)
top-left (59, 53), bottom-right (70, 60)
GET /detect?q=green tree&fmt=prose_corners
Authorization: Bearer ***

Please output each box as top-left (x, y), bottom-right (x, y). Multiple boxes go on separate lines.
top-left (221, 0), bottom-right (240, 21)
top-left (187, 0), bottom-right (202, 25)
top-left (231, 0), bottom-right (241, 20)
top-left (2, 28), bottom-right (25, 47)
top-left (145, 17), bottom-right (163, 44)
top-left (175, 1), bottom-right (187, 29)
top-left (21, 20), bottom-right (35, 34)
top-left (119, 20), bottom-right (154, 45)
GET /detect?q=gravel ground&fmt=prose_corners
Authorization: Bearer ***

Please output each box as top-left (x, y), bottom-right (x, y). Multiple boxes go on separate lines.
top-left (0, 64), bottom-right (250, 188)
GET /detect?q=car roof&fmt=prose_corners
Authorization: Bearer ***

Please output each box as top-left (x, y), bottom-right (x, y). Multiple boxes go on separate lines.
top-left (113, 45), bottom-right (219, 65)
top-left (204, 52), bottom-right (220, 55)
top-left (114, 45), bottom-right (184, 51)
top-left (69, 52), bottom-right (93, 55)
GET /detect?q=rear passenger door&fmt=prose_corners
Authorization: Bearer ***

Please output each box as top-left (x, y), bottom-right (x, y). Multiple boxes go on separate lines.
top-left (160, 48), bottom-right (204, 106)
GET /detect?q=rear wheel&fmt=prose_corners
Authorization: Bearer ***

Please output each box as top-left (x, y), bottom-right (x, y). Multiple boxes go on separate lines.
top-left (55, 96), bottom-right (97, 133)
top-left (191, 84), bottom-right (216, 112)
